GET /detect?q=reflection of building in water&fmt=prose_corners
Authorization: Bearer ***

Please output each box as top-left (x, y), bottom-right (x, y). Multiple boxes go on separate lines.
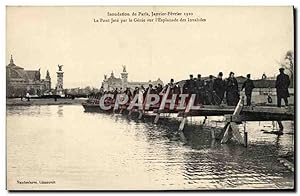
top-left (6, 55), bottom-right (51, 97)
top-left (101, 66), bottom-right (163, 91)
top-left (57, 105), bottom-right (64, 117)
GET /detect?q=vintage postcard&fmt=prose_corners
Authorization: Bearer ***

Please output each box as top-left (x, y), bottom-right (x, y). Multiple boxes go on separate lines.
top-left (6, 6), bottom-right (295, 190)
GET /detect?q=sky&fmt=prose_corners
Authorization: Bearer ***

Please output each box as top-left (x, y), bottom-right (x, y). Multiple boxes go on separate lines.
top-left (6, 6), bottom-right (294, 88)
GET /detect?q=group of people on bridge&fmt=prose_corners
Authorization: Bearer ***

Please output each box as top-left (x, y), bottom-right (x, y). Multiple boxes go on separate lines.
top-left (89, 68), bottom-right (291, 108)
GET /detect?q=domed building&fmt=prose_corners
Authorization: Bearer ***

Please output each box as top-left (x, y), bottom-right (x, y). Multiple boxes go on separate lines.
top-left (6, 55), bottom-right (51, 97)
top-left (102, 65), bottom-right (163, 91)
top-left (102, 71), bottom-right (123, 90)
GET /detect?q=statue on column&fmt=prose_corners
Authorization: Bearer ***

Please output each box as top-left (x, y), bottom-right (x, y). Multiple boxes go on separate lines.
top-left (58, 64), bottom-right (63, 71)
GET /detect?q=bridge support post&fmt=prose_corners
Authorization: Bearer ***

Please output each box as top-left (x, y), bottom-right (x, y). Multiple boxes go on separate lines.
top-left (244, 131), bottom-right (248, 147)
top-left (243, 122), bottom-right (248, 147)
top-left (139, 88), bottom-right (151, 120)
top-left (154, 112), bottom-right (160, 124)
top-left (211, 129), bottom-right (216, 139)
top-left (203, 116), bottom-right (208, 124)
top-left (154, 86), bottom-right (171, 124)
top-left (128, 109), bottom-right (133, 117)
top-left (178, 94), bottom-right (195, 131)
top-left (138, 110), bottom-right (143, 119)
top-left (221, 97), bottom-right (247, 146)
top-left (221, 122), bottom-right (231, 143)
top-left (277, 121), bottom-right (284, 132)
top-left (178, 115), bottom-right (187, 131)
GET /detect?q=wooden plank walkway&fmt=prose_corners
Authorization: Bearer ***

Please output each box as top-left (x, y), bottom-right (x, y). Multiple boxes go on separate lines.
top-left (177, 105), bottom-right (294, 121)
top-left (82, 103), bottom-right (294, 121)
top-left (82, 95), bottom-right (294, 147)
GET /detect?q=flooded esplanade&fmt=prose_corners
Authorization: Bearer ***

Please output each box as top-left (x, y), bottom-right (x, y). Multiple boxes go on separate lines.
top-left (6, 5), bottom-right (295, 191)
top-left (6, 61), bottom-right (295, 190)
top-left (7, 104), bottom-right (294, 190)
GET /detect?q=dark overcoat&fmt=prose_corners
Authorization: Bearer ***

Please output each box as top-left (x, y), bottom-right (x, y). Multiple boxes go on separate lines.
top-left (226, 77), bottom-right (239, 106)
top-left (275, 73), bottom-right (290, 98)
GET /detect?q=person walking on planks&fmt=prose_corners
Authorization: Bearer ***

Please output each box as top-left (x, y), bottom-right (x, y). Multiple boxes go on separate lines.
top-left (204, 75), bottom-right (215, 105)
top-left (183, 74), bottom-right (196, 94)
top-left (225, 72), bottom-right (239, 106)
top-left (241, 74), bottom-right (255, 106)
top-left (213, 72), bottom-right (226, 105)
top-left (275, 68), bottom-right (290, 107)
top-left (169, 78), bottom-right (175, 93)
top-left (195, 74), bottom-right (205, 104)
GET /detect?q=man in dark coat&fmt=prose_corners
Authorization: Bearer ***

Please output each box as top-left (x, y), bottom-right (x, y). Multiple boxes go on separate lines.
top-left (226, 72), bottom-right (239, 106)
top-left (113, 88), bottom-right (119, 100)
top-left (213, 72), bottom-right (226, 105)
top-left (183, 74), bottom-right (196, 94)
top-left (145, 84), bottom-right (156, 95)
top-left (195, 74), bottom-right (205, 104)
top-left (182, 78), bottom-right (189, 94)
top-left (275, 68), bottom-right (290, 107)
top-left (133, 87), bottom-right (139, 97)
top-left (204, 75), bottom-right (215, 105)
top-left (168, 79), bottom-right (175, 94)
top-left (241, 74), bottom-right (255, 106)
top-left (124, 87), bottom-right (132, 100)
top-left (99, 86), bottom-right (104, 97)
top-left (156, 84), bottom-right (163, 94)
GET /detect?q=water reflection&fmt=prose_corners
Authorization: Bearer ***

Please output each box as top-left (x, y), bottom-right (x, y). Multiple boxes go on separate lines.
top-left (57, 105), bottom-right (64, 117)
top-left (6, 105), bottom-right (294, 190)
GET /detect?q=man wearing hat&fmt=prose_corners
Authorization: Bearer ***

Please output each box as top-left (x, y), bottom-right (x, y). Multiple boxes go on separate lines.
top-left (183, 74), bottom-right (196, 94)
top-left (204, 75), bottom-right (215, 104)
top-left (241, 74), bottom-right (255, 106)
top-left (195, 74), bottom-right (205, 104)
top-left (225, 72), bottom-right (239, 106)
top-left (275, 68), bottom-right (290, 107)
top-left (213, 72), bottom-right (226, 104)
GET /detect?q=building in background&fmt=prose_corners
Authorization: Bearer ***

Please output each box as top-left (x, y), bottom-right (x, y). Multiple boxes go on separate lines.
top-left (44, 70), bottom-right (51, 91)
top-left (102, 66), bottom-right (163, 91)
top-left (6, 55), bottom-right (51, 97)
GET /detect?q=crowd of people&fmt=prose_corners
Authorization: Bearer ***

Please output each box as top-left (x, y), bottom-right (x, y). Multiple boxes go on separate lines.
top-left (179, 72), bottom-right (249, 106)
top-left (89, 68), bottom-right (291, 107)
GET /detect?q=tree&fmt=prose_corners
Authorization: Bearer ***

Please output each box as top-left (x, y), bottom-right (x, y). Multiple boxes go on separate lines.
top-left (282, 50), bottom-right (294, 87)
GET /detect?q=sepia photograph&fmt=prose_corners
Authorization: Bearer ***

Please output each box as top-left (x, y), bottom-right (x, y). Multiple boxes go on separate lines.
top-left (6, 6), bottom-right (295, 190)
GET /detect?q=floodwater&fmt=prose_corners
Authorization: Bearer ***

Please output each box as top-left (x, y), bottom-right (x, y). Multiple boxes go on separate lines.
top-left (6, 105), bottom-right (294, 190)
